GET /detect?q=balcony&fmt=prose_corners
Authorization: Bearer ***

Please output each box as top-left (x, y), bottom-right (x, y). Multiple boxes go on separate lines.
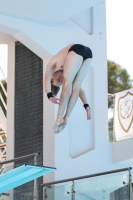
top-left (42, 168), bottom-right (132, 200)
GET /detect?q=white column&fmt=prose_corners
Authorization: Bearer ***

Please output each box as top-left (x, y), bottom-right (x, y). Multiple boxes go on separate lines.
top-left (43, 58), bottom-right (55, 183)
top-left (5, 42), bottom-right (15, 200)
top-left (7, 42), bottom-right (15, 160)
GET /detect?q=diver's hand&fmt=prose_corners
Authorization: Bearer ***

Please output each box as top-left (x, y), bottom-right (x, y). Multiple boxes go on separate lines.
top-left (49, 97), bottom-right (60, 104)
top-left (86, 107), bottom-right (91, 120)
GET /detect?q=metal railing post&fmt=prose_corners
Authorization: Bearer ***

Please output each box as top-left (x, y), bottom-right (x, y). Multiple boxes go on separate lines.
top-left (129, 169), bottom-right (132, 200)
top-left (72, 181), bottom-right (76, 200)
top-left (44, 186), bottom-right (48, 200)
top-left (33, 154), bottom-right (38, 200)
top-left (66, 181), bottom-right (76, 200)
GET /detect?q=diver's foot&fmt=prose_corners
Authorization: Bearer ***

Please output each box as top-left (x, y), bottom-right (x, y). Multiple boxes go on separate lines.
top-left (53, 116), bottom-right (64, 134)
top-left (54, 117), bottom-right (68, 134)
top-left (55, 123), bottom-right (66, 133)
top-left (64, 118), bottom-right (68, 125)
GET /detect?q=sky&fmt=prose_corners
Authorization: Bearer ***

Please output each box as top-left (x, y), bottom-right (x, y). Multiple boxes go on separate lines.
top-left (106, 0), bottom-right (133, 118)
top-left (0, 44), bottom-right (8, 80)
top-left (106, 0), bottom-right (133, 78)
top-left (0, 0), bottom-right (133, 78)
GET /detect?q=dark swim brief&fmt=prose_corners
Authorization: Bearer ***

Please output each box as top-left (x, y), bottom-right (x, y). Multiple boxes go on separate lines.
top-left (68, 44), bottom-right (93, 61)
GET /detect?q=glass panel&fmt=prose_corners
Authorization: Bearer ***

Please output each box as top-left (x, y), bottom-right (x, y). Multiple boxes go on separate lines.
top-left (44, 183), bottom-right (72, 200)
top-left (74, 172), bottom-right (130, 200)
top-left (108, 127), bottom-right (114, 142)
top-left (44, 171), bottom-right (130, 200)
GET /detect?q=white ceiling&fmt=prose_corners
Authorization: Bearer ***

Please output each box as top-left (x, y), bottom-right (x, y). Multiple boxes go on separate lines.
top-left (0, 0), bottom-right (103, 26)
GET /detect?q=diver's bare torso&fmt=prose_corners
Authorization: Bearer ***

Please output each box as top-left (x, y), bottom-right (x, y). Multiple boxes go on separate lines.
top-left (52, 44), bottom-right (74, 72)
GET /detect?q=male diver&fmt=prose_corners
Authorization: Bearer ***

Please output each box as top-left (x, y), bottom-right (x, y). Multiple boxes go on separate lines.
top-left (45, 44), bottom-right (92, 133)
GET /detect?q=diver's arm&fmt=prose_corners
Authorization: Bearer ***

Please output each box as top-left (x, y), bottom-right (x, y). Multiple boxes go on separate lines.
top-left (44, 59), bottom-right (55, 93)
top-left (44, 59), bottom-right (60, 104)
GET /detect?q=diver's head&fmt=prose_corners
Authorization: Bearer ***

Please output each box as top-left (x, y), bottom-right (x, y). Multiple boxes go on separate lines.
top-left (51, 70), bottom-right (63, 95)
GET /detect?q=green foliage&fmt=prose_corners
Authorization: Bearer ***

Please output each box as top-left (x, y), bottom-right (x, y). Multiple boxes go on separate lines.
top-left (108, 117), bottom-right (113, 127)
top-left (108, 60), bottom-right (132, 108)
top-left (0, 80), bottom-right (7, 116)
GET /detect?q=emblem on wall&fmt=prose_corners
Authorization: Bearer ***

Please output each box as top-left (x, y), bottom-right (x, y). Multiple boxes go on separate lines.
top-left (114, 89), bottom-right (133, 141)
top-left (118, 91), bottom-right (133, 132)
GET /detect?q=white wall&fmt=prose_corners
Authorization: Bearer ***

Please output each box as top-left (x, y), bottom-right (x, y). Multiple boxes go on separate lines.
top-left (43, 2), bottom-right (133, 182)
top-left (41, 1), bottom-right (109, 181)
top-left (53, 2), bottom-right (109, 180)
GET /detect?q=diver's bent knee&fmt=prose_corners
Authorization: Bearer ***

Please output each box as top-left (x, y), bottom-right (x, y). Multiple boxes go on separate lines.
top-left (72, 84), bottom-right (80, 92)
top-left (62, 80), bottom-right (72, 89)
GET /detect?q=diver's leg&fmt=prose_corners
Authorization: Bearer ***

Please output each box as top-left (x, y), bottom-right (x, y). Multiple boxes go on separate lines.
top-left (64, 58), bottom-right (92, 123)
top-left (54, 52), bottom-right (83, 132)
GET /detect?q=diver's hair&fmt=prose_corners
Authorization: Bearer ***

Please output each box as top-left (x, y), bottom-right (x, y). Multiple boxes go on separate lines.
top-left (51, 79), bottom-right (60, 96)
